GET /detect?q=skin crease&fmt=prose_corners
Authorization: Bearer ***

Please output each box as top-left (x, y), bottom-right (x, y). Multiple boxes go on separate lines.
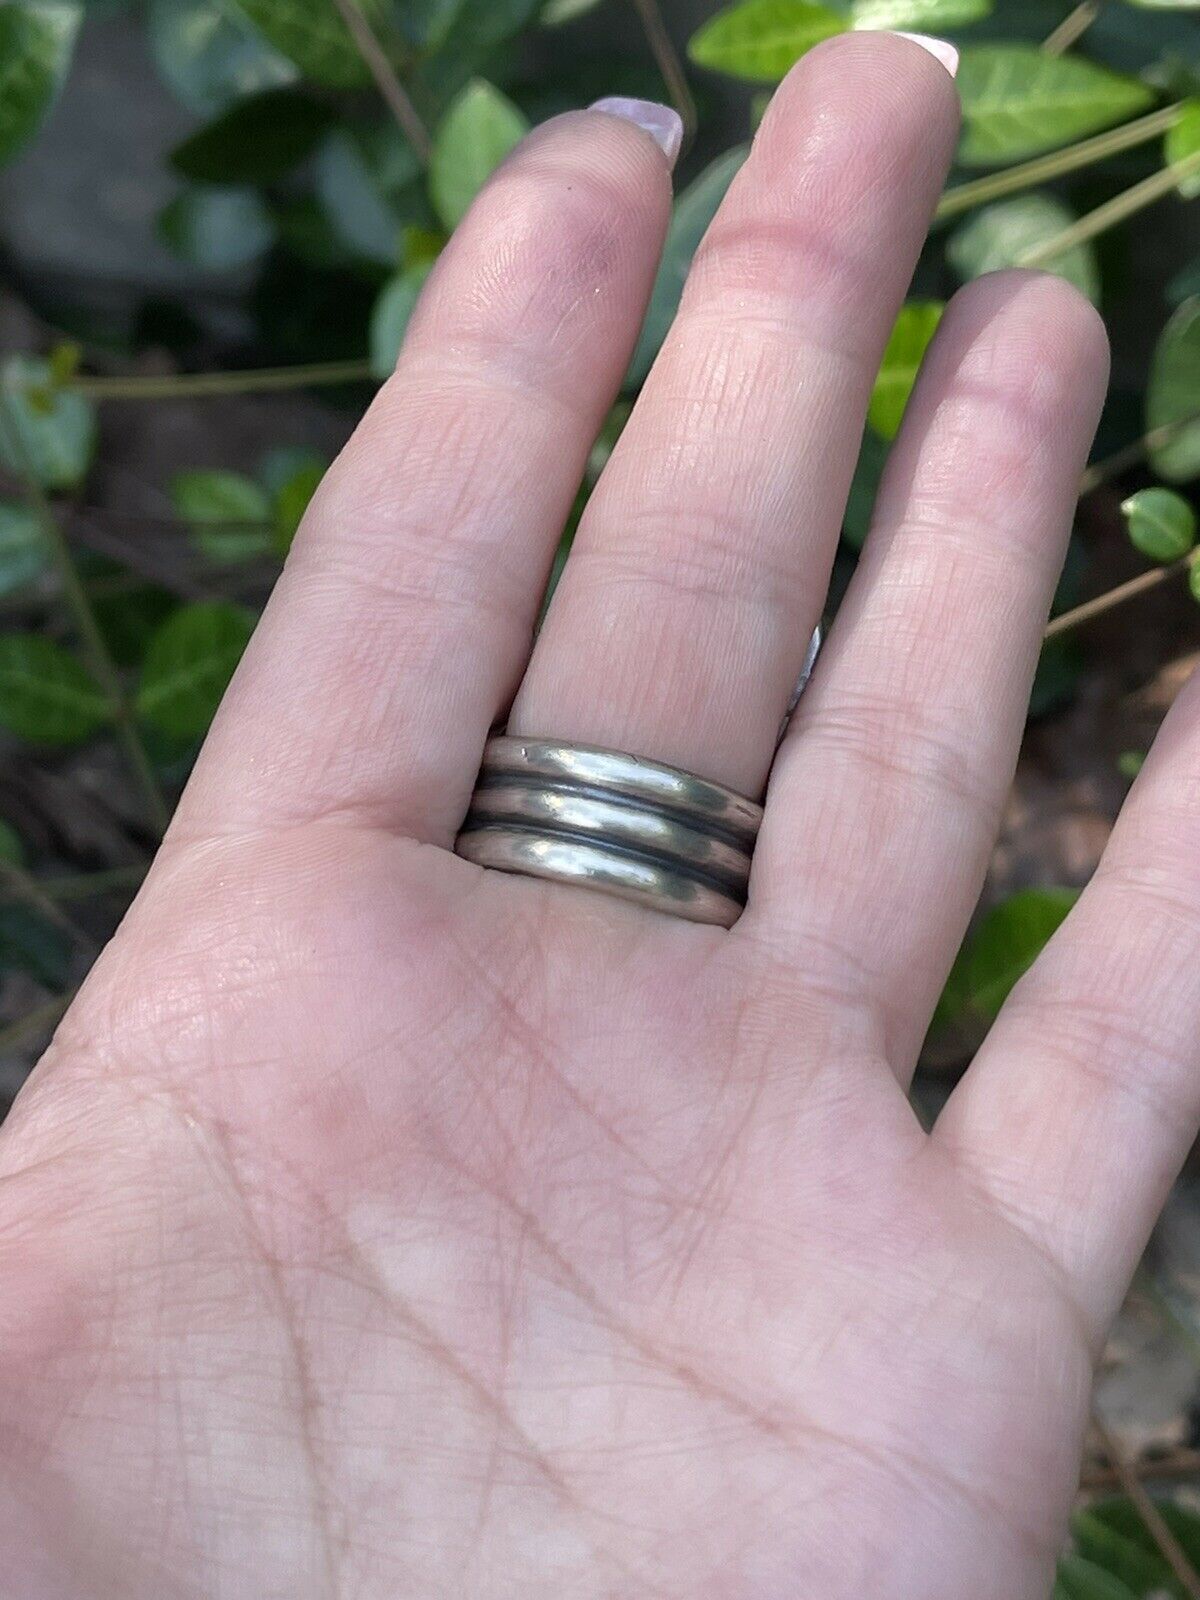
top-left (3, 30), bottom-right (1200, 1600)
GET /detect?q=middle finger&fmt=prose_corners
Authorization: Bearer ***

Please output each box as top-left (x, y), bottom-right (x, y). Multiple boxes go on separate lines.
top-left (509, 32), bottom-right (961, 796)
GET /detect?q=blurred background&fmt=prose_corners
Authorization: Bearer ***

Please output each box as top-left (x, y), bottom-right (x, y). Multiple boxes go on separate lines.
top-left (1, 1), bottom-right (1199, 1590)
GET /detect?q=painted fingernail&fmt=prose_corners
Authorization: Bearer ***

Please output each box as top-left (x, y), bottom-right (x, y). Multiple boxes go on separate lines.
top-left (894, 32), bottom-right (960, 77)
top-left (590, 97), bottom-right (684, 168)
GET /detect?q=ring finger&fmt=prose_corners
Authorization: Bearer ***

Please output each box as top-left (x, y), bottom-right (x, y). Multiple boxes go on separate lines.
top-left (508, 31), bottom-right (961, 797)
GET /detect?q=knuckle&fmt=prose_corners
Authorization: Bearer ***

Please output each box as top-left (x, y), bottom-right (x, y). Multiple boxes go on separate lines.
top-left (801, 692), bottom-right (997, 817)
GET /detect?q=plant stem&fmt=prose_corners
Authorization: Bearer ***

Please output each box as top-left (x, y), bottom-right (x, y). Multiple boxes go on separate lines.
top-left (1019, 144), bottom-right (1200, 269)
top-left (630, 0), bottom-right (697, 146)
top-left (1091, 1406), bottom-right (1200, 1598)
top-left (0, 398), bottom-right (170, 835)
top-left (1080, 1446), bottom-right (1200, 1491)
top-left (70, 359), bottom-right (374, 401)
top-left (0, 991), bottom-right (74, 1056)
top-left (0, 862), bottom-right (98, 953)
top-left (330, 0), bottom-right (432, 164)
top-left (1041, 0), bottom-right (1101, 56)
top-left (0, 864), bottom-right (145, 906)
top-left (1081, 410), bottom-right (1200, 493)
top-left (934, 103), bottom-right (1185, 223)
top-left (1044, 551), bottom-right (1196, 640)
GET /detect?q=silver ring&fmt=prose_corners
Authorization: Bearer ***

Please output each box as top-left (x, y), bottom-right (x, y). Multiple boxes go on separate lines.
top-left (455, 737), bottom-right (763, 927)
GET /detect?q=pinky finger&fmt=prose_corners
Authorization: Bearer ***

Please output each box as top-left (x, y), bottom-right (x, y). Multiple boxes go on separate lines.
top-left (934, 667), bottom-right (1200, 1333)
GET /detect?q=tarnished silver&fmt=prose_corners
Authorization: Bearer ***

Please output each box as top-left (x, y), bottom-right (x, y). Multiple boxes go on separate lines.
top-left (455, 737), bottom-right (763, 927)
top-left (456, 628), bottom-right (822, 927)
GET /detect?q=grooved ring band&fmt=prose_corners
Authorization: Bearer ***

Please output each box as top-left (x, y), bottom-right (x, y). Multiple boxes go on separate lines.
top-left (454, 737), bottom-right (764, 927)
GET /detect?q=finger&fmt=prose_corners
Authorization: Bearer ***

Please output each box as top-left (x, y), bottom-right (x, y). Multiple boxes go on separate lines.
top-left (934, 668), bottom-right (1200, 1332)
top-left (747, 271), bottom-right (1109, 1076)
top-left (175, 104), bottom-right (677, 847)
top-left (508, 32), bottom-right (961, 796)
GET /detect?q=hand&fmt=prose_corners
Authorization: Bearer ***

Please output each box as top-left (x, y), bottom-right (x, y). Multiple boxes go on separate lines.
top-left (4, 32), bottom-right (1187, 1599)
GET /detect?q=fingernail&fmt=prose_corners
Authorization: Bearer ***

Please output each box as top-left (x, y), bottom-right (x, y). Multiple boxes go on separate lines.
top-left (590, 97), bottom-right (684, 168)
top-left (894, 32), bottom-right (959, 77)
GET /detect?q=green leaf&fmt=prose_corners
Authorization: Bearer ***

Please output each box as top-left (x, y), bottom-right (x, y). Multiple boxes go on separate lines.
top-left (0, 3), bottom-right (81, 166)
top-left (0, 820), bottom-right (23, 868)
top-left (1192, 556), bottom-right (1200, 602)
top-left (867, 301), bottom-right (943, 440)
top-left (90, 578), bottom-right (177, 669)
top-left (842, 427), bottom-right (888, 550)
top-left (0, 356), bottom-right (96, 490)
top-left (263, 449), bottom-right (326, 552)
top-left (851, 0), bottom-right (990, 27)
top-left (223, 0), bottom-right (393, 87)
top-left (314, 125), bottom-right (422, 266)
top-left (688, 0), bottom-right (844, 82)
top-left (542, 0), bottom-right (603, 20)
top-left (170, 87), bottom-right (335, 183)
top-left (1147, 297), bottom-right (1200, 482)
top-left (1166, 100), bottom-right (1200, 198)
top-left (369, 263), bottom-right (433, 377)
top-left (956, 46), bottom-right (1155, 166)
top-left (259, 444), bottom-right (323, 496)
top-left (938, 887), bottom-right (1079, 1027)
top-left (947, 194), bottom-right (1100, 302)
top-left (1054, 1554), bottom-right (1140, 1600)
top-left (1086, 1493), bottom-right (1200, 1588)
top-left (1118, 749), bottom-right (1146, 778)
top-left (0, 501), bottom-right (47, 596)
top-left (158, 185), bottom-right (276, 269)
top-left (415, 0), bottom-right (540, 90)
top-left (627, 145), bottom-right (749, 386)
top-left (137, 601), bottom-right (256, 739)
top-left (1122, 485), bottom-right (1196, 561)
top-left (170, 469), bottom-right (274, 563)
top-left (0, 634), bottom-right (109, 745)
top-left (147, 0), bottom-right (297, 115)
top-left (429, 80), bottom-right (529, 231)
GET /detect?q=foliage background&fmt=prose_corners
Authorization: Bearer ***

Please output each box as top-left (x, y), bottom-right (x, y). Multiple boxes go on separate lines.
top-left (1, 1), bottom-right (1200, 1587)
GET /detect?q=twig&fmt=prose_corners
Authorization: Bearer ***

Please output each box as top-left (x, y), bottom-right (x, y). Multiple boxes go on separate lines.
top-left (1081, 1448), bottom-right (1200, 1492)
top-left (0, 991), bottom-right (74, 1057)
top-left (1044, 554), bottom-right (1194, 640)
top-left (330, 0), bottom-right (432, 164)
top-left (1, 865), bottom-right (145, 904)
top-left (1081, 411), bottom-right (1200, 494)
top-left (1018, 144), bottom-right (1200, 270)
top-left (630, 0), bottom-right (697, 146)
top-left (69, 359), bottom-right (373, 401)
top-left (1090, 1407), bottom-right (1200, 1598)
top-left (0, 397), bottom-right (169, 835)
top-left (0, 863), bottom-right (98, 954)
top-left (934, 104), bottom-right (1185, 223)
top-left (1042, 0), bottom-right (1102, 55)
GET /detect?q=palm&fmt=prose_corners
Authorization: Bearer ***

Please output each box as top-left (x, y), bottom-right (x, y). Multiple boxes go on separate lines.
top-left (0, 830), bottom-right (1085, 1598)
top-left (4, 35), bottom-right (1199, 1600)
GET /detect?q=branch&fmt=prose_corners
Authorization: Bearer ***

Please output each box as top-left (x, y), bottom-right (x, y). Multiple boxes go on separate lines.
top-left (1042, 1), bottom-right (1102, 56)
top-left (1019, 144), bottom-right (1200, 270)
top-left (0, 862), bottom-right (98, 954)
top-left (934, 104), bottom-right (1185, 223)
top-left (0, 991), bottom-right (74, 1056)
top-left (70, 359), bottom-right (374, 401)
top-left (330, 0), bottom-right (432, 164)
top-left (1090, 1406), bottom-right (1200, 1599)
top-left (1044, 553), bottom-right (1194, 640)
top-left (0, 396), bottom-right (169, 835)
top-left (630, 0), bottom-right (697, 147)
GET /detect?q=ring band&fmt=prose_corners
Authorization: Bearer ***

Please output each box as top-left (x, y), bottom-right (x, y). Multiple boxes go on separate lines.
top-left (455, 737), bottom-right (763, 927)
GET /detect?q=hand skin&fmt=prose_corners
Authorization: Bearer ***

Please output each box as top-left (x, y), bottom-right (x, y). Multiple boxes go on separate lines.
top-left (3, 33), bottom-right (1198, 1600)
